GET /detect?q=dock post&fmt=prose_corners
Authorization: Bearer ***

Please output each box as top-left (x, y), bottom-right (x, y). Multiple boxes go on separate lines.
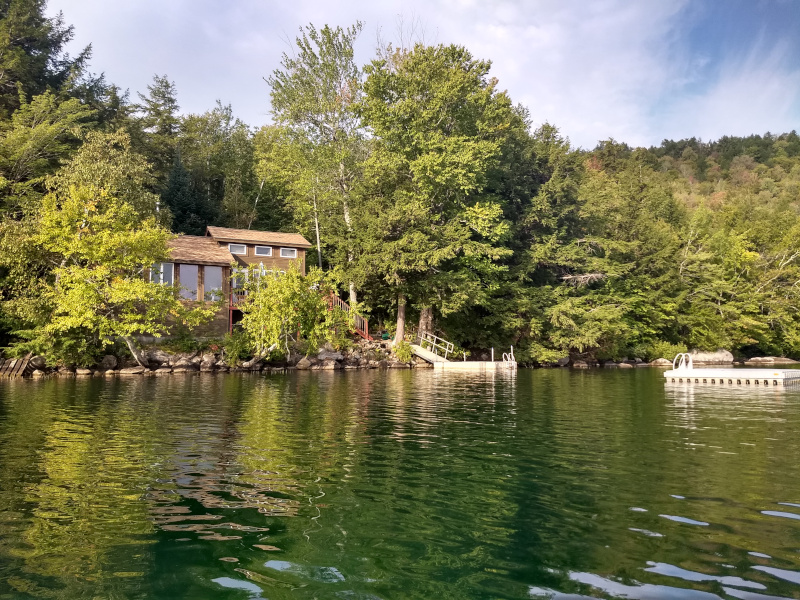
top-left (491, 348), bottom-right (494, 362)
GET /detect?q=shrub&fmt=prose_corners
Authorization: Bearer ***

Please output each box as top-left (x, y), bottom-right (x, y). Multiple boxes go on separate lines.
top-left (222, 330), bottom-right (251, 366)
top-left (646, 340), bottom-right (687, 361)
top-left (394, 340), bottom-right (413, 363)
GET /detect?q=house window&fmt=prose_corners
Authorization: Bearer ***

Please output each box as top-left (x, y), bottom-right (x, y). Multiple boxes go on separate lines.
top-left (254, 245), bottom-right (272, 257)
top-left (231, 267), bottom-right (247, 289)
top-left (150, 262), bottom-right (174, 285)
top-left (280, 247), bottom-right (297, 258)
top-left (204, 266), bottom-right (223, 302)
top-left (229, 243), bottom-right (247, 255)
top-left (179, 264), bottom-right (198, 300)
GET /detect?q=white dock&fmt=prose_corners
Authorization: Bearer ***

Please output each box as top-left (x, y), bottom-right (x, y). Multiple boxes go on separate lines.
top-left (410, 334), bottom-right (517, 371)
top-left (664, 354), bottom-right (800, 386)
top-left (434, 361), bottom-right (517, 372)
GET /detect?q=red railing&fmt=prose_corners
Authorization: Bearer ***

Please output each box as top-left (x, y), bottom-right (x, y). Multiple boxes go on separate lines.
top-left (230, 290), bottom-right (247, 306)
top-left (329, 293), bottom-right (372, 340)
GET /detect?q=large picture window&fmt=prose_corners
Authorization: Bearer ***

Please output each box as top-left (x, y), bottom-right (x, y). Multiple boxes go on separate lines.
top-left (280, 247), bottom-right (297, 258)
top-left (204, 266), bottom-right (223, 301)
top-left (179, 264), bottom-right (198, 300)
top-left (150, 262), bottom-right (174, 285)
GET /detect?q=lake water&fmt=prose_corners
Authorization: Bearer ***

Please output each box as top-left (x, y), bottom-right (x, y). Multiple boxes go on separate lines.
top-left (1, 369), bottom-right (799, 599)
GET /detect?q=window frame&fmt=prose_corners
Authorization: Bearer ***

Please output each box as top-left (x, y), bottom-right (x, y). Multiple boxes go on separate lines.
top-left (204, 265), bottom-right (224, 302)
top-left (229, 243), bottom-right (247, 255)
top-left (254, 245), bottom-right (272, 257)
top-left (178, 263), bottom-right (199, 301)
top-left (279, 247), bottom-right (298, 259)
top-left (150, 262), bottom-right (174, 285)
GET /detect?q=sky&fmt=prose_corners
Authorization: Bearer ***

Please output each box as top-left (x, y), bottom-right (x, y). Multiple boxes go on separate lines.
top-left (50, 0), bottom-right (800, 149)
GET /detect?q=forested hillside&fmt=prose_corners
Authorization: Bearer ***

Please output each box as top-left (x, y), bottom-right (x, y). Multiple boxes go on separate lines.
top-left (1, 3), bottom-right (799, 363)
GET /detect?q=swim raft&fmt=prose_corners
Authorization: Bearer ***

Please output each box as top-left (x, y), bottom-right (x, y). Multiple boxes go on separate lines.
top-left (663, 353), bottom-right (800, 386)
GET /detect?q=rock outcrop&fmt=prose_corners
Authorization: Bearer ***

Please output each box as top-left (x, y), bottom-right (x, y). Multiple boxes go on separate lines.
top-left (689, 349), bottom-right (734, 364)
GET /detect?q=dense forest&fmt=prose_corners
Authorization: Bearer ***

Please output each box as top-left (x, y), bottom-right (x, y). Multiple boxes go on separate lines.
top-left (1, 2), bottom-right (800, 364)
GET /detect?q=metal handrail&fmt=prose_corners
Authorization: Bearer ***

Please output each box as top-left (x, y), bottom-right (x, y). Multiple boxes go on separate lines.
top-left (673, 353), bottom-right (693, 370)
top-left (502, 346), bottom-right (516, 363)
top-left (417, 332), bottom-right (454, 360)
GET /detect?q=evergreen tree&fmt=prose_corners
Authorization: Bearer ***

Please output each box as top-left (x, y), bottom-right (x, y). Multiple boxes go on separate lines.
top-left (161, 151), bottom-right (206, 235)
top-left (136, 74), bottom-right (179, 187)
top-left (0, 0), bottom-right (91, 117)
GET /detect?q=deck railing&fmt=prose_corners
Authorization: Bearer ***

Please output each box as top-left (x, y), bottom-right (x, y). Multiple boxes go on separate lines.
top-left (417, 332), bottom-right (454, 360)
top-left (329, 293), bottom-right (372, 340)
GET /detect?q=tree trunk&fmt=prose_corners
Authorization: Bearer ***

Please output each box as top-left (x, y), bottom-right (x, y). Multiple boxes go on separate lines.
top-left (349, 282), bottom-right (357, 306)
top-left (393, 294), bottom-right (406, 346)
top-left (340, 162), bottom-right (357, 305)
top-left (418, 306), bottom-right (433, 341)
top-left (121, 336), bottom-right (149, 368)
top-left (242, 343), bottom-right (277, 368)
top-left (312, 194), bottom-right (323, 269)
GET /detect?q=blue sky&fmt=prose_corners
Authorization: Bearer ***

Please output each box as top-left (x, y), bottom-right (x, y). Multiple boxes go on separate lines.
top-left (51, 0), bottom-right (800, 149)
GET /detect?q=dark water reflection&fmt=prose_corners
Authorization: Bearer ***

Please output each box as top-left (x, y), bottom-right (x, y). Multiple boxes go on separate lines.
top-left (1, 369), bottom-right (799, 599)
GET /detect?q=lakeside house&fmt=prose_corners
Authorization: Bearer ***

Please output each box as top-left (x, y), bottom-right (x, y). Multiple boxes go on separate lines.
top-left (151, 226), bottom-right (313, 335)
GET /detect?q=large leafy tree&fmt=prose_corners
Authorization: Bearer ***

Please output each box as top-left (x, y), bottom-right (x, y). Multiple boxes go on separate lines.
top-left (238, 264), bottom-right (351, 358)
top-left (2, 131), bottom-right (213, 365)
top-left (267, 22), bottom-right (366, 303)
top-left (357, 43), bottom-right (515, 343)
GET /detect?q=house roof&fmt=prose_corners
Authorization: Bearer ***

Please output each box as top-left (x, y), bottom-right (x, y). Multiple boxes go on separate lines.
top-left (169, 236), bottom-right (234, 266)
top-left (206, 226), bottom-right (313, 249)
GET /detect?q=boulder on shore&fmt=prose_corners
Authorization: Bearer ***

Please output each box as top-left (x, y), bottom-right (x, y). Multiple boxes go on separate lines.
top-left (572, 360), bottom-right (589, 369)
top-left (650, 358), bottom-right (673, 366)
top-left (119, 366), bottom-right (145, 375)
top-left (618, 362), bottom-right (634, 369)
top-left (100, 355), bottom-right (118, 370)
top-left (296, 357), bottom-right (313, 370)
top-left (690, 349), bottom-right (734, 364)
top-left (744, 356), bottom-right (799, 365)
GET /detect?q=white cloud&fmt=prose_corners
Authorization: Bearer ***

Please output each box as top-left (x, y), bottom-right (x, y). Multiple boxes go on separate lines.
top-left (659, 37), bottom-right (800, 142)
top-left (51, 0), bottom-right (799, 148)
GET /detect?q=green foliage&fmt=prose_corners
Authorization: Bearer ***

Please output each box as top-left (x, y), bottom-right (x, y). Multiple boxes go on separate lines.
top-left (222, 330), bottom-right (251, 366)
top-left (0, 0), bottom-right (91, 117)
top-left (1, 9), bottom-right (799, 363)
top-left (393, 340), bottom-right (412, 363)
top-left (1, 131), bottom-right (215, 365)
top-left (238, 264), bottom-right (354, 357)
top-left (645, 341), bottom-right (687, 362)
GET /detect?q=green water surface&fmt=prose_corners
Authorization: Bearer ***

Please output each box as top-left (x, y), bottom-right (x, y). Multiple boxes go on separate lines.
top-left (1, 369), bottom-right (799, 599)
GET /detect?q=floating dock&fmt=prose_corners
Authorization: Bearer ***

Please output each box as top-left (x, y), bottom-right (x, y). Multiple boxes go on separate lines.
top-left (434, 361), bottom-right (517, 372)
top-left (664, 353), bottom-right (800, 386)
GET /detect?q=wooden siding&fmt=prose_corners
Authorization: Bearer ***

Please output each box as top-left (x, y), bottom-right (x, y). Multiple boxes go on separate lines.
top-left (228, 244), bottom-right (306, 274)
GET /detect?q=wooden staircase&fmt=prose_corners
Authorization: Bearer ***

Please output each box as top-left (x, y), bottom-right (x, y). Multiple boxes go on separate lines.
top-left (329, 294), bottom-right (373, 341)
top-left (0, 354), bottom-right (33, 378)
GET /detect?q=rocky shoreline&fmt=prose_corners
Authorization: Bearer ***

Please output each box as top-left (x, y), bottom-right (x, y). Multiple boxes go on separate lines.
top-left (15, 344), bottom-right (800, 378)
top-left (25, 340), bottom-right (431, 378)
